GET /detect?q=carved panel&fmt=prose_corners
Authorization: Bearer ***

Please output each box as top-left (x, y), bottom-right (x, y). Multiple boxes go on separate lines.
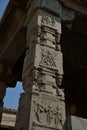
top-left (27, 9), bottom-right (61, 37)
top-left (33, 101), bottom-right (63, 126)
top-left (39, 47), bottom-right (63, 74)
top-left (40, 49), bottom-right (57, 69)
top-left (41, 16), bottom-right (56, 27)
top-left (1, 113), bottom-right (16, 127)
top-left (40, 30), bottom-right (56, 48)
top-left (28, 25), bottom-right (60, 50)
top-left (30, 94), bottom-right (65, 130)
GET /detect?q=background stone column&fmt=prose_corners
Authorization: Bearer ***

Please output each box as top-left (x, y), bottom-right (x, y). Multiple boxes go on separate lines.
top-left (15, 1), bottom-right (66, 130)
top-left (0, 81), bottom-right (6, 123)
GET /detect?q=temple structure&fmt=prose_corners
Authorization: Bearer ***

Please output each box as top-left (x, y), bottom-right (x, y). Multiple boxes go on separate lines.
top-left (0, 108), bottom-right (16, 130)
top-left (0, 0), bottom-right (87, 130)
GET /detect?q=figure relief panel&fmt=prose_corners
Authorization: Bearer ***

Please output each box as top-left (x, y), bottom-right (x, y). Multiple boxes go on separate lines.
top-left (31, 94), bottom-right (64, 130)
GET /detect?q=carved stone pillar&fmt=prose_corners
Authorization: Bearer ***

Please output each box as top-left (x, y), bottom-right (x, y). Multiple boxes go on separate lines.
top-left (15, 1), bottom-right (65, 130)
top-left (0, 81), bottom-right (6, 123)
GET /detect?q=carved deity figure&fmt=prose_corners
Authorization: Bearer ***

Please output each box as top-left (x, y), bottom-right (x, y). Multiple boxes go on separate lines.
top-left (54, 105), bottom-right (63, 126)
top-left (47, 105), bottom-right (53, 123)
top-left (34, 102), bottom-right (44, 122)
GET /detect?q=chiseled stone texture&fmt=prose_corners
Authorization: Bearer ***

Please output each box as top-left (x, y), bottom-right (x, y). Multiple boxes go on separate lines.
top-left (16, 1), bottom-right (65, 130)
top-left (71, 116), bottom-right (87, 130)
top-left (63, 116), bottom-right (87, 130)
top-left (1, 108), bottom-right (16, 128)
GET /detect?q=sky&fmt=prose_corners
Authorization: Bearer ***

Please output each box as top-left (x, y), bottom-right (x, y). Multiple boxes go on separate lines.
top-left (0, 0), bottom-right (9, 18)
top-left (0, 0), bottom-right (24, 109)
top-left (4, 82), bottom-right (24, 109)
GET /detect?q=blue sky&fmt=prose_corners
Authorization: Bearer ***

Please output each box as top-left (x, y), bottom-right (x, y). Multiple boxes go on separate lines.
top-left (4, 82), bottom-right (24, 109)
top-left (0, 0), bottom-right (24, 109)
top-left (0, 0), bottom-right (9, 18)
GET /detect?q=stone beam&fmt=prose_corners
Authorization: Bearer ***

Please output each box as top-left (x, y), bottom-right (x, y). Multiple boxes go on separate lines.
top-left (60, 0), bottom-right (87, 15)
top-left (0, 0), bottom-right (27, 66)
top-left (0, 62), bottom-right (17, 87)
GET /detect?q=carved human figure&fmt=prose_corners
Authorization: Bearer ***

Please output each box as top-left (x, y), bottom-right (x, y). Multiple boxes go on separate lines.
top-left (56, 74), bottom-right (63, 87)
top-left (32, 69), bottom-right (39, 91)
top-left (33, 26), bottom-right (41, 44)
top-left (34, 102), bottom-right (44, 122)
top-left (47, 105), bottom-right (53, 123)
top-left (54, 105), bottom-right (63, 126)
top-left (55, 32), bottom-right (61, 51)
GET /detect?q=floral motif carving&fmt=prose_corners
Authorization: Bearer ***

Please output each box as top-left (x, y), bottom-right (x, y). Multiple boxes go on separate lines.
top-left (41, 16), bottom-right (56, 27)
top-left (40, 49), bottom-right (57, 69)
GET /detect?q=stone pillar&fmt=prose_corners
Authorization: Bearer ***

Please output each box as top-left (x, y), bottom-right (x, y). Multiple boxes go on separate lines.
top-left (0, 81), bottom-right (6, 123)
top-left (15, 1), bottom-right (65, 130)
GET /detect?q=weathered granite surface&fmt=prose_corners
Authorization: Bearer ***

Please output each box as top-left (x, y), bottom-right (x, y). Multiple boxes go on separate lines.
top-left (1, 108), bottom-right (16, 128)
top-left (63, 116), bottom-right (87, 130)
top-left (0, 0), bottom-right (87, 130)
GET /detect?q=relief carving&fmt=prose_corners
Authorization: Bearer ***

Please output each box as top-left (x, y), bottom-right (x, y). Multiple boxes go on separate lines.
top-left (33, 101), bottom-right (63, 126)
top-left (46, 105), bottom-right (54, 124)
top-left (40, 49), bottom-right (57, 69)
top-left (31, 26), bottom-right (41, 45)
top-left (54, 105), bottom-right (63, 126)
top-left (2, 116), bottom-right (16, 122)
top-left (33, 101), bottom-right (44, 122)
top-left (41, 16), bottom-right (56, 27)
top-left (56, 73), bottom-right (63, 87)
top-left (55, 32), bottom-right (61, 51)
